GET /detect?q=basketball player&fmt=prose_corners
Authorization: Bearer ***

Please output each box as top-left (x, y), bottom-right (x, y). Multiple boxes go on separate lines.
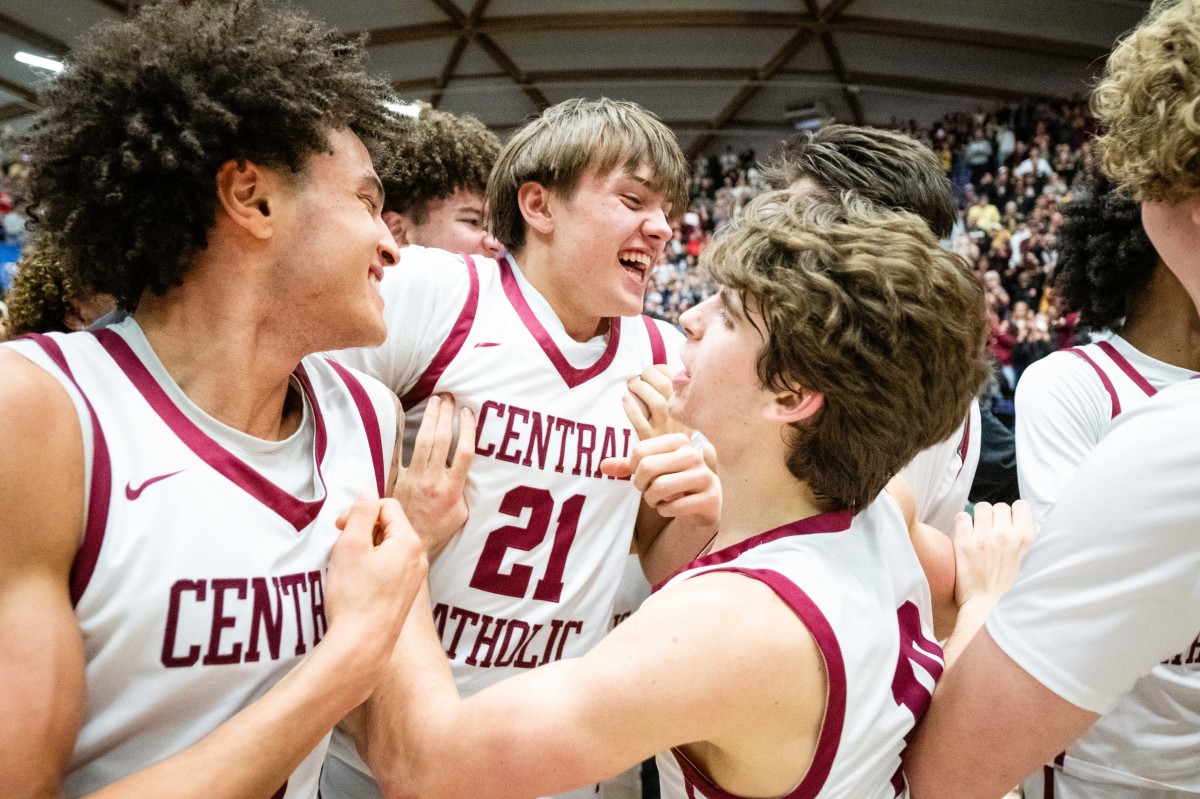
top-left (1016, 171), bottom-right (1200, 528)
top-left (764, 124), bottom-right (982, 537)
top-left (349, 189), bottom-right (999, 799)
top-left (322, 98), bottom-right (720, 799)
top-left (377, 103), bottom-right (503, 257)
top-left (1015, 171), bottom-right (1200, 798)
top-left (907, 2), bottom-right (1200, 796)
top-left (0, 3), bottom-right (428, 797)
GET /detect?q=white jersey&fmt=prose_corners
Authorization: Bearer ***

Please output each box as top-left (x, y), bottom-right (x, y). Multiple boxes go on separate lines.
top-left (652, 494), bottom-right (944, 799)
top-left (1016, 334), bottom-right (1195, 528)
top-left (990, 378), bottom-right (1200, 797)
top-left (899, 398), bottom-right (981, 536)
top-left (2, 319), bottom-right (396, 799)
top-left (1013, 336), bottom-right (1198, 798)
top-left (324, 249), bottom-right (683, 799)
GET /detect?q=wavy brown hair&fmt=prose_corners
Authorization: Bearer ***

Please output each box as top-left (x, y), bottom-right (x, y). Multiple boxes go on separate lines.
top-left (23, 0), bottom-right (397, 308)
top-left (703, 191), bottom-right (989, 512)
top-left (5, 235), bottom-right (73, 336)
top-left (763, 124), bottom-right (957, 238)
top-left (1093, 0), bottom-right (1200, 202)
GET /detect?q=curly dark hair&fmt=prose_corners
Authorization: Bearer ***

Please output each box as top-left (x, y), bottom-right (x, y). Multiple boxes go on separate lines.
top-left (1054, 170), bottom-right (1157, 331)
top-left (377, 104), bottom-right (500, 221)
top-left (24, 0), bottom-right (397, 308)
top-left (5, 234), bottom-right (74, 336)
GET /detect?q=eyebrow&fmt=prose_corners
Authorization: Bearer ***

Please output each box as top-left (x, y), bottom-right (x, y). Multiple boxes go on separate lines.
top-left (360, 173), bottom-right (385, 206)
top-left (718, 287), bottom-right (744, 319)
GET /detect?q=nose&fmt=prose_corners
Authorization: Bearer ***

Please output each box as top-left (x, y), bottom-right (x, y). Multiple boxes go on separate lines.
top-left (679, 304), bottom-right (702, 340)
top-left (378, 220), bottom-right (401, 267)
top-left (644, 206), bottom-right (672, 243)
top-left (480, 231), bottom-right (504, 259)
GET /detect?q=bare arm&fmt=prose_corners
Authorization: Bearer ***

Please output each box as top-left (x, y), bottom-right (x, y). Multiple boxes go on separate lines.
top-left (0, 351), bottom-right (428, 799)
top-left (0, 354), bottom-right (87, 798)
top-left (363, 567), bottom-right (823, 799)
top-left (886, 476), bottom-right (956, 639)
top-left (905, 630), bottom-right (1098, 799)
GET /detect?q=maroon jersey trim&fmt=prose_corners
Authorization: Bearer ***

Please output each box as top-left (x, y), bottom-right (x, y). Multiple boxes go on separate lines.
top-left (400, 253), bottom-right (481, 412)
top-left (92, 328), bottom-right (328, 532)
top-left (955, 409), bottom-right (972, 479)
top-left (326, 360), bottom-right (386, 497)
top-left (652, 511), bottom-right (854, 594)
top-left (669, 566), bottom-right (846, 799)
top-left (499, 253), bottom-right (622, 388)
top-left (1064, 347), bottom-right (1121, 419)
top-left (1095, 340), bottom-right (1157, 398)
top-left (642, 315), bottom-right (667, 365)
top-left (23, 333), bottom-right (113, 605)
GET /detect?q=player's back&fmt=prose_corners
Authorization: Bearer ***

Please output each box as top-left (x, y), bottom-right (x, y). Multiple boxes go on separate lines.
top-left (653, 491), bottom-right (943, 799)
top-left (3, 319), bottom-right (396, 799)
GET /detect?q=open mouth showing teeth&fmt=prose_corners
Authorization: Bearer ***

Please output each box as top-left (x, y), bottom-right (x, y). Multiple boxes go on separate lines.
top-left (619, 251), bottom-right (650, 279)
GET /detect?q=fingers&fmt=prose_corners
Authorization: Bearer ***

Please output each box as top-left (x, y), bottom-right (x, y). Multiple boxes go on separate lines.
top-left (1012, 499), bottom-right (1036, 548)
top-left (599, 456), bottom-right (633, 479)
top-left (970, 502), bottom-right (993, 541)
top-left (623, 434), bottom-right (695, 491)
top-left (408, 394), bottom-right (442, 471)
top-left (621, 393), bottom-right (654, 441)
top-left (700, 441), bottom-right (718, 472)
top-left (449, 406), bottom-right (476, 480)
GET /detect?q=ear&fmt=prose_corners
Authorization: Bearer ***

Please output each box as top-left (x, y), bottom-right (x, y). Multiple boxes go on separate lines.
top-left (765, 387), bottom-right (823, 425)
top-left (383, 210), bottom-right (411, 246)
top-left (214, 159), bottom-right (276, 241)
top-left (517, 181), bottom-right (555, 237)
top-left (62, 297), bottom-right (86, 332)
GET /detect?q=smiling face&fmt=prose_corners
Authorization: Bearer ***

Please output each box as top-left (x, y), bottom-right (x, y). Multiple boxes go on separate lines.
top-left (540, 164), bottom-right (673, 333)
top-left (274, 128), bottom-right (400, 351)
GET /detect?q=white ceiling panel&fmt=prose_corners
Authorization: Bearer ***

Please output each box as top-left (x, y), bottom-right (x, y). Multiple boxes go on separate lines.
top-left (296, 0), bottom-right (447, 32)
top-left (489, 0), bottom-right (804, 15)
top-left (491, 28), bottom-right (793, 72)
top-left (540, 80), bottom-right (737, 122)
top-left (365, 38), bottom-right (458, 82)
top-left (849, 0), bottom-right (1145, 48)
top-left (437, 78), bottom-right (541, 126)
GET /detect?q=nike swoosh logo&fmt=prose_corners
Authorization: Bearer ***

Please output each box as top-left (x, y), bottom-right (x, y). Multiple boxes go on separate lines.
top-left (474, 342), bottom-right (501, 348)
top-left (125, 470), bottom-right (186, 501)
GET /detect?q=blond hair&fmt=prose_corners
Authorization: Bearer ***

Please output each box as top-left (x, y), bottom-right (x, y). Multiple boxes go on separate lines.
top-left (1093, 0), bottom-right (1200, 201)
top-left (486, 98), bottom-right (687, 250)
top-left (703, 191), bottom-right (989, 512)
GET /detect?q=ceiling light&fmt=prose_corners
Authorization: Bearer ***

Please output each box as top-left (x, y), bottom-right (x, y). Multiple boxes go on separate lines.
top-left (15, 52), bottom-right (63, 72)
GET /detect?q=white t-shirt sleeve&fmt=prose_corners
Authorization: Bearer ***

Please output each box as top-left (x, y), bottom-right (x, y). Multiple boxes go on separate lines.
top-left (325, 246), bottom-right (471, 396)
top-left (1015, 350), bottom-right (1111, 528)
top-left (988, 380), bottom-right (1200, 714)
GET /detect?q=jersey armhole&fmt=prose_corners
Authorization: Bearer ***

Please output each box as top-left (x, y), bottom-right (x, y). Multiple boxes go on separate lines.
top-left (399, 253), bottom-right (481, 411)
top-left (17, 334), bottom-right (112, 606)
top-left (325, 360), bottom-right (387, 498)
top-left (1064, 347), bottom-right (1121, 419)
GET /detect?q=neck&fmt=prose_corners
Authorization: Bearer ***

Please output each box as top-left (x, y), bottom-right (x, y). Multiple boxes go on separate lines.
top-left (511, 245), bottom-right (607, 342)
top-left (1119, 262), bottom-right (1200, 371)
top-left (133, 256), bottom-right (306, 441)
top-left (708, 445), bottom-right (826, 553)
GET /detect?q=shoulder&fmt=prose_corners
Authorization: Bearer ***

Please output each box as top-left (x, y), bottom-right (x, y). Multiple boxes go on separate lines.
top-left (1015, 348), bottom-right (1110, 417)
top-left (0, 347), bottom-right (85, 569)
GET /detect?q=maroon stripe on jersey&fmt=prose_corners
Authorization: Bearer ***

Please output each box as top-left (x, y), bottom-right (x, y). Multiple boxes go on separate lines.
top-left (499, 253), bottom-right (622, 388)
top-left (326, 360), bottom-right (386, 497)
top-left (23, 333), bottom-right (113, 605)
top-left (955, 409), bottom-right (971, 479)
top-left (669, 566), bottom-right (846, 799)
top-left (92, 328), bottom-right (327, 532)
top-left (651, 511), bottom-right (854, 594)
top-left (1095, 340), bottom-right (1157, 398)
top-left (1065, 347), bottom-right (1121, 419)
top-left (400, 253), bottom-right (480, 412)
top-left (642, 315), bottom-right (667, 365)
